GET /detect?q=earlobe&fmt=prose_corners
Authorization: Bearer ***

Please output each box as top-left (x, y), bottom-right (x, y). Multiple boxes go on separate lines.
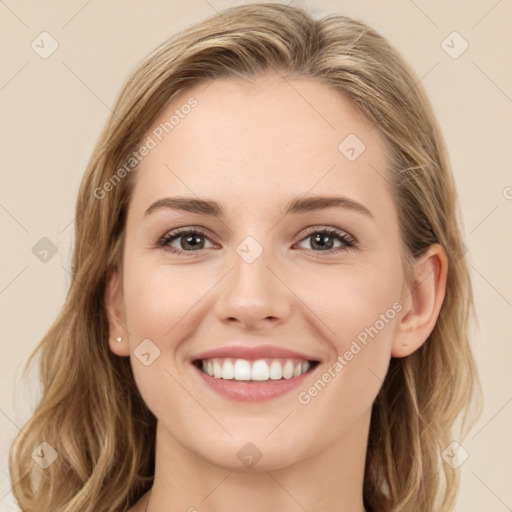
top-left (392, 244), bottom-right (448, 358)
top-left (105, 269), bottom-right (130, 357)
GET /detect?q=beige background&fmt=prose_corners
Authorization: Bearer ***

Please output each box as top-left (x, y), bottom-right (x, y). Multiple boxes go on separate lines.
top-left (1, 0), bottom-right (511, 510)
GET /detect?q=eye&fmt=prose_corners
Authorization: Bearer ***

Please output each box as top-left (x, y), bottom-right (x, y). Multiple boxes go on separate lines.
top-left (295, 226), bottom-right (356, 255)
top-left (157, 227), bottom-right (216, 255)
top-left (157, 226), bottom-right (357, 256)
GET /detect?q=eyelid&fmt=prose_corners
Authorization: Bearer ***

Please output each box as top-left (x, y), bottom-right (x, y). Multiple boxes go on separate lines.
top-left (298, 225), bottom-right (356, 243)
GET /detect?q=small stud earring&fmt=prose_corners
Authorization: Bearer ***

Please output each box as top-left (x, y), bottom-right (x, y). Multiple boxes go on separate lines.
top-left (115, 337), bottom-right (123, 343)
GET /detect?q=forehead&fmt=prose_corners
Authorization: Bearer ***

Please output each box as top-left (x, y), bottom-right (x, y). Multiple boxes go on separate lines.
top-left (131, 74), bottom-right (394, 220)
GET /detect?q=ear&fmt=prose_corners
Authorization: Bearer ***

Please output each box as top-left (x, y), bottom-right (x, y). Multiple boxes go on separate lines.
top-left (392, 243), bottom-right (448, 358)
top-left (105, 268), bottom-right (130, 357)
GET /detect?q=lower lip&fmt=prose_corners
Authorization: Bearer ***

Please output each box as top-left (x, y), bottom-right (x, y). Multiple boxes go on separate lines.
top-left (192, 363), bottom-right (318, 402)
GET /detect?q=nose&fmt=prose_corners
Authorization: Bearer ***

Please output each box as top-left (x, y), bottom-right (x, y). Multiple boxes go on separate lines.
top-left (213, 246), bottom-right (293, 331)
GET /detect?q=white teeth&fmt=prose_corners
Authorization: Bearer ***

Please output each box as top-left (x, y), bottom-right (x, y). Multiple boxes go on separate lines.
top-left (213, 361), bottom-right (222, 378)
top-left (269, 360), bottom-right (283, 380)
top-left (233, 359), bottom-right (252, 380)
top-left (222, 359), bottom-right (234, 379)
top-left (199, 357), bottom-right (313, 381)
top-left (282, 360), bottom-right (294, 379)
top-left (251, 359), bottom-right (270, 381)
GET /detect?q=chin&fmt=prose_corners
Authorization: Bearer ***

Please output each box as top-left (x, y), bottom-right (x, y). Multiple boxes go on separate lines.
top-left (184, 429), bottom-right (312, 472)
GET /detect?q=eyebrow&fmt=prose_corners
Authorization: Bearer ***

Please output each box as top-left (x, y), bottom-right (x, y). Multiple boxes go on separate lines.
top-left (144, 195), bottom-right (373, 219)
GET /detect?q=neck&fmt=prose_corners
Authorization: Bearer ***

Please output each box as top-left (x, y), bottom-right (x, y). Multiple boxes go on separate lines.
top-left (144, 412), bottom-right (371, 512)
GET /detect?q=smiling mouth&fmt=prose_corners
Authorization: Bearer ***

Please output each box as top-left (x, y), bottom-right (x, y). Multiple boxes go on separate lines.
top-left (193, 357), bottom-right (320, 382)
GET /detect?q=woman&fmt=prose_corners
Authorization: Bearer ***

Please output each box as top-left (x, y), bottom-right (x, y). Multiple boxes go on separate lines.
top-left (9, 3), bottom-right (481, 511)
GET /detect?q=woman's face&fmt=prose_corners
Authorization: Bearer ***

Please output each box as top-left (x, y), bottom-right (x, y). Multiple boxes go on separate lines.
top-left (109, 74), bottom-right (410, 470)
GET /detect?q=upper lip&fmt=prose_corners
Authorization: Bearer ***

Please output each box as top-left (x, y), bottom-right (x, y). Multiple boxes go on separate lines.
top-left (191, 344), bottom-right (320, 362)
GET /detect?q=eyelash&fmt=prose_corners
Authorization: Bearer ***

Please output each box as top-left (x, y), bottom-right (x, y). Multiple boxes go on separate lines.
top-left (156, 226), bottom-right (357, 257)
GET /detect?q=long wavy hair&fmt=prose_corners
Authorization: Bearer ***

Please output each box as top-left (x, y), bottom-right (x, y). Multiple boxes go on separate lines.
top-left (9, 3), bottom-right (482, 511)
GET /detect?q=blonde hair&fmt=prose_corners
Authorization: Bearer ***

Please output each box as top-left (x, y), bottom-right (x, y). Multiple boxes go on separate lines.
top-left (10, 3), bottom-right (481, 511)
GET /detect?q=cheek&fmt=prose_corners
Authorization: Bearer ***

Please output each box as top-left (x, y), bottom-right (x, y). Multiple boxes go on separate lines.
top-left (295, 261), bottom-right (401, 403)
top-left (298, 260), bottom-right (402, 348)
top-left (292, 267), bottom-right (401, 437)
top-left (123, 258), bottom-right (197, 338)
top-left (120, 257), bottom-right (194, 413)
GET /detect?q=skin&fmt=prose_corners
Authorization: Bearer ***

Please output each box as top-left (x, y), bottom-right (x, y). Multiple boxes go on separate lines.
top-left (106, 73), bottom-right (448, 512)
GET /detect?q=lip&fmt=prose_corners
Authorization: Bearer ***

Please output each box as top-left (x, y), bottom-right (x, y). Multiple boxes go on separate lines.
top-left (190, 344), bottom-right (321, 363)
top-left (192, 361), bottom-right (320, 402)
top-left (190, 344), bottom-right (321, 402)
